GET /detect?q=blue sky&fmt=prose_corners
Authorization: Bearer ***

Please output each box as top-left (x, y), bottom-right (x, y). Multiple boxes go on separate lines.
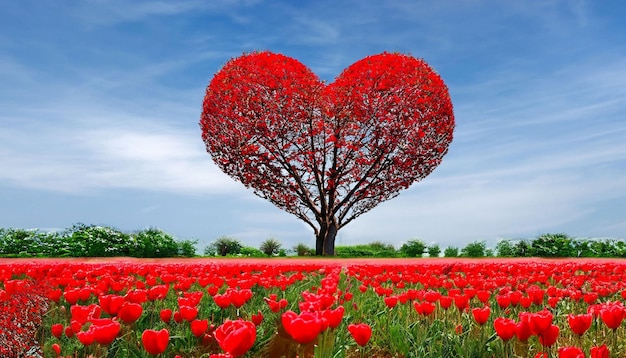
top-left (1, 0), bottom-right (625, 252)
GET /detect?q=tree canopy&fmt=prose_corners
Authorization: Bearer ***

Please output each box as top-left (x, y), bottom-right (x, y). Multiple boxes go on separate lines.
top-left (200, 51), bottom-right (454, 255)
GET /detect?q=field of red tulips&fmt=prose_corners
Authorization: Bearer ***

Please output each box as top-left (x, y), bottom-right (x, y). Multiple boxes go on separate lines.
top-left (2, 257), bottom-right (626, 357)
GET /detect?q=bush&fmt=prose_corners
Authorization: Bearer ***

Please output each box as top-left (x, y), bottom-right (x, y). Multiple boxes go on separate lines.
top-left (133, 227), bottom-right (179, 258)
top-left (177, 239), bottom-right (198, 257)
top-left (259, 238), bottom-right (282, 256)
top-left (292, 243), bottom-right (315, 256)
top-left (240, 246), bottom-right (266, 257)
top-left (427, 244), bottom-right (441, 258)
top-left (206, 236), bottom-right (242, 256)
top-left (64, 224), bottom-right (132, 257)
top-left (335, 241), bottom-right (397, 258)
top-left (443, 246), bottom-right (458, 258)
top-left (400, 239), bottom-right (426, 258)
top-left (461, 240), bottom-right (486, 258)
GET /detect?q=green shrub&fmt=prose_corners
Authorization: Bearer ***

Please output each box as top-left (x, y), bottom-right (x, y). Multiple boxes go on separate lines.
top-left (240, 246), bottom-right (266, 257)
top-left (260, 238), bottom-right (282, 256)
top-left (400, 239), bottom-right (426, 257)
top-left (292, 243), bottom-right (315, 256)
top-left (335, 241), bottom-right (397, 258)
top-left (443, 246), bottom-right (458, 257)
top-left (133, 227), bottom-right (179, 258)
top-left (205, 236), bottom-right (242, 256)
top-left (427, 244), bottom-right (441, 258)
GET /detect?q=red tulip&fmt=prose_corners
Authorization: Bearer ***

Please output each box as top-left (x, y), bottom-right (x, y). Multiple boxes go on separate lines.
top-left (384, 295), bottom-right (398, 308)
top-left (118, 302), bottom-right (143, 324)
top-left (76, 330), bottom-right (95, 346)
top-left (567, 313), bottom-right (592, 336)
top-left (322, 306), bottom-right (344, 329)
top-left (281, 310), bottom-right (322, 345)
top-left (142, 329), bottom-right (169, 355)
top-left (471, 306), bottom-right (491, 325)
top-left (348, 323), bottom-right (372, 347)
top-left (600, 302), bottom-right (624, 330)
top-left (496, 295), bottom-right (510, 309)
top-left (214, 319), bottom-right (256, 357)
top-left (515, 318), bottom-right (533, 342)
top-left (99, 294), bottom-right (125, 316)
top-left (213, 293), bottom-right (232, 309)
top-left (414, 301), bottom-right (436, 316)
top-left (439, 295), bottom-right (453, 309)
top-left (558, 346), bottom-right (585, 358)
top-left (528, 310), bottom-right (553, 335)
top-left (453, 294), bottom-right (469, 311)
top-left (51, 343), bottom-right (61, 356)
top-left (493, 317), bottom-right (516, 341)
top-left (191, 319), bottom-right (209, 338)
top-left (476, 290), bottom-right (491, 303)
top-left (92, 320), bottom-right (120, 345)
top-left (179, 305), bottom-right (199, 322)
top-left (251, 310), bottom-right (264, 326)
top-left (538, 324), bottom-right (559, 347)
top-left (160, 308), bottom-right (172, 324)
top-left (51, 323), bottom-right (63, 338)
top-left (590, 344), bottom-right (610, 358)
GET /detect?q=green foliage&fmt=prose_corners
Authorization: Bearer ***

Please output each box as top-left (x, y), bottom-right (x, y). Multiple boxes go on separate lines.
top-left (461, 240), bottom-right (486, 257)
top-left (240, 246), bottom-right (266, 257)
top-left (177, 239), bottom-right (198, 257)
top-left (531, 233), bottom-right (574, 257)
top-left (335, 241), bottom-right (397, 258)
top-left (443, 246), bottom-right (458, 257)
top-left (259, 238), bottom-right (282, 256)
top-left (64, 224), bottom-right (131, 257)
top-left (292, 242), bottom-right (315, 256)
top-left (0, 223), bottom-right (197, 258)
top-left (133, 227), bottom-right (178, 258)
top-left (206, 236), bottom-right (242, 256)
top-left (495, 239), bottom-right (515, 257)
top-left (427, 244), bottom-right (441, 257)
top-left (400, 239), bottom-right (426, 258)
top-left (514, 240), bottom-right (533, 257)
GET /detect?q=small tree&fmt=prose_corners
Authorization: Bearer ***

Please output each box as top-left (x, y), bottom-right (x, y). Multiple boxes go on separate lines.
top-left (134, 227), bottom-right (179, 258)
top-left (427, 244), bottom-right (441, 258)
top-left (461, 241), bottom-right (486, 258)
top-left (495, 239), bottom-right (515, 257)
top-left (514, 240), bottom-right (533, 257)
top-left (293, 243), bottom-right (315, 256)
top-left (207, 236), bottom-right (242, 256)
top-left (443, 246), bottom-right (458, 258)
top-left (260, 238), bottom-right (282, 256)
top-left (532, 233), bottom-right (573, 257)
top-left (178, 239), bottom-right (198, 257)
top-left (400, 239), bottom-right (426, 258)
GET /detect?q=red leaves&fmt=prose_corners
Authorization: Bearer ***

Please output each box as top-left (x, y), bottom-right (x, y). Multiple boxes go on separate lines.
top-left (200, 51), bottom-right (454, 252)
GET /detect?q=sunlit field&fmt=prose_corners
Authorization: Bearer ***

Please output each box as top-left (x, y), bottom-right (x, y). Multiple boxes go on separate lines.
top-left (1, 257), bottom-right (624, 357)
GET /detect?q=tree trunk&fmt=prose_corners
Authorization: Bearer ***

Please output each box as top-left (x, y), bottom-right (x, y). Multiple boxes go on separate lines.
top-left (316, 220), bottom-right (337, 256)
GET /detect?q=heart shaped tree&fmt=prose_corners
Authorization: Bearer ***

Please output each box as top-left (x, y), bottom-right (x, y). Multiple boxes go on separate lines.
top-left (200, 51), bottom-right (454, 255)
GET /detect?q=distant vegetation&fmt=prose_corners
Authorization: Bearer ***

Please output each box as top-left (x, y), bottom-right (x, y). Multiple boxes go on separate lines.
top-left (0, 224), bottom-right (197, 258)
top-left (1, 226), bottom-right (624, 259)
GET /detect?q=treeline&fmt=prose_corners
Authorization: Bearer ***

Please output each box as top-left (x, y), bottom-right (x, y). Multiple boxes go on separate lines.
top-left (2, 226), bottom-right (624, 259)
top-left (400, 233), bottom-right (626, 258)
top-left (202, 233), bottom-right (626, 258)
top-left (0, 224), bottom-right (197, 258)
